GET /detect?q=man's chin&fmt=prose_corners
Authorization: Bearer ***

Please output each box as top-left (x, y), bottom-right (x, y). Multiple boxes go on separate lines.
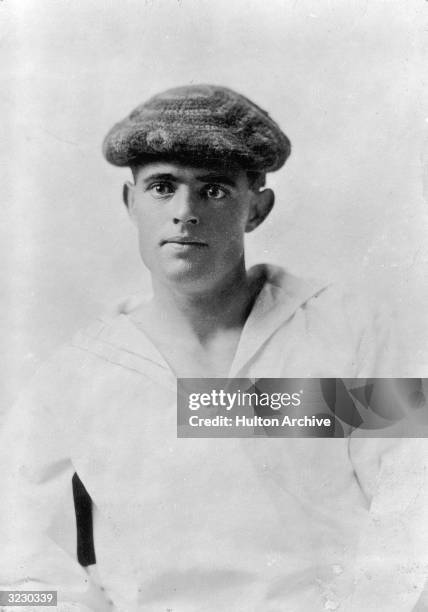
top-left (155, 262), bottom-right (217, 291)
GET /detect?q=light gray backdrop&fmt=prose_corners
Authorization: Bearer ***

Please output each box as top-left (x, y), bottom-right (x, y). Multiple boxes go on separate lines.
top-left (1, 0), bottom-right (427, 411)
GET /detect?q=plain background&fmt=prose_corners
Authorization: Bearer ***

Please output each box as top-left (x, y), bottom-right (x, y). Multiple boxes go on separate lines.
top-left (1, 0), bottom-right (427, 412)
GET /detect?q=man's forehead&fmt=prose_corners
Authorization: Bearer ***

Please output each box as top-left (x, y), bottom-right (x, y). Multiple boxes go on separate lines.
top-left (134, 161), bottom-right (246, 184)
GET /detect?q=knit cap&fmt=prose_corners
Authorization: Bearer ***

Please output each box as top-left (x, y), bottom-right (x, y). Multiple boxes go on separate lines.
top-left (102, 84), bottom-right (291, 172)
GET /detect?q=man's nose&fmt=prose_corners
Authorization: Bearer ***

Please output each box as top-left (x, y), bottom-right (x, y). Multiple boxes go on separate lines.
top-left (172, 188), bottom-right (199, 225)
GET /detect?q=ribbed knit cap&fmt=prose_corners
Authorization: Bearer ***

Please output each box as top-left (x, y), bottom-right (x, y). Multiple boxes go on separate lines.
top-left (102, 84), bottom-right (291, 172)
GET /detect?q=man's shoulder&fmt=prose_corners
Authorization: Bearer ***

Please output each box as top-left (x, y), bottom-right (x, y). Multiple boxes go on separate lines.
top-left (259, 264), bottom-right (396, 373)
top-left (21, 314), bottom-right (129, 398)
top-left (21, 313), bottom-right (133, 389)
top-left (70, 312), bottom-right (131, 354)
top-left (259, 262), bottom-right (376, 322)
top-left (14, 308), bottom-right (170, 423)
top-left (42, 313), bottom-right (129, 365)
top-left (48, 305), bottom-right (170, 386)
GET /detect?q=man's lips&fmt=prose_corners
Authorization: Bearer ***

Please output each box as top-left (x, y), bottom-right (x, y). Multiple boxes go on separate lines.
top-left (160, 236), bottom-right (208, 247)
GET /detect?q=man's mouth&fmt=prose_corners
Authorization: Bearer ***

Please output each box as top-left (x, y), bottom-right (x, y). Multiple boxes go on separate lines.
top-left (160, 236), bottom-right (208, 247)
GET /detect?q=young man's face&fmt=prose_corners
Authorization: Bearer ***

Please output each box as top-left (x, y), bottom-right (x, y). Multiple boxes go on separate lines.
top-left (124, 161), bottom-right (273, 293)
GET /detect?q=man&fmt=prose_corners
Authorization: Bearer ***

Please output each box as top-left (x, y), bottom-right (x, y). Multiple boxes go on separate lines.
top-left (1, 85), bottom-right (427, 612)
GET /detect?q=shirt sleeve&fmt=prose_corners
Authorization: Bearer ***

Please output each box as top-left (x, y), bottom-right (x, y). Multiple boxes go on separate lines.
top-left (347, 435), bottom-right (428, 611)
top-left (340, 288), bottom-right (428, 610)
top-left (340, 289), bottom-right (399, 378)
top-left (0, 358), bottom-right (113, 612)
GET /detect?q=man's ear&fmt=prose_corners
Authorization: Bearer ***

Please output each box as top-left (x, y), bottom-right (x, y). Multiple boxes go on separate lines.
top-left (123, 181), bottom-right (137, 223)
top-left (245, 188), bottom-right (275, 233)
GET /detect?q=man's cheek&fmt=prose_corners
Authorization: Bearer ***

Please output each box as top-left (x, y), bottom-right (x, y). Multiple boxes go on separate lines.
top-left (138, 232), bottom-right (157, 267)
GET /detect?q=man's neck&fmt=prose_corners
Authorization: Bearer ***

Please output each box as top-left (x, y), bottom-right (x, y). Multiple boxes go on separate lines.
top-left (150, 263), bottom-right (260, 344)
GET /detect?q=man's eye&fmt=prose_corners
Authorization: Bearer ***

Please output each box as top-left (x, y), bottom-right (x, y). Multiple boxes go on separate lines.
top-left (149, 182), bottom-right (175, 198)
top-left (203, 185), bottom-right (228, 200)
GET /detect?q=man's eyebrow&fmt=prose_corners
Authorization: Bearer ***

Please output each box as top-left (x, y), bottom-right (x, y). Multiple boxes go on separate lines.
top-left (141, 173), bottom-right (178, 184)
top-left (195, 174), bottom-right (238, 187)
